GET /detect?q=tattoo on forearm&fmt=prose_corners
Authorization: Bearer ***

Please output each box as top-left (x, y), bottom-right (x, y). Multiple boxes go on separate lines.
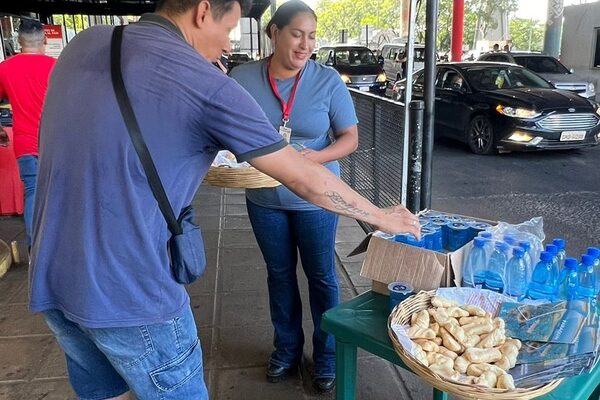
top-left (325, 191), bottom-right (369, 217)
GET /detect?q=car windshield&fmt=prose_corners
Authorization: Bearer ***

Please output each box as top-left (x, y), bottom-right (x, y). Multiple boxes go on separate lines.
top-left (465, 67), bottom-right (553, 90)
top-left (516, 56), bottom-right (570, 74)
top-left (334, 48), bottom-right (378, 66)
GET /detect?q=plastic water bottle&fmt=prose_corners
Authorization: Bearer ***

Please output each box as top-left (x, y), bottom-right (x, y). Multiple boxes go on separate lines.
top-left (576, 255), bottom-right (596, 301)
top-left (557, 258), bottom-right (578, 300)
top-left (518, 240), bottom-right (533, 281)
top-left (478, 231), bottom-right (493, 239)
top-left (503, 234), bottom-right (516, 246)
top-left (586, 247), bottom-right (600, 295)
top-left (462, 237), bottom-right (487, 287)
top-left (545, 244), bottom-right (560, 276)
top-left (553, 238), bottom-right (566, 270)
top-left (485, 241), bottom-right (509, 293)
top-left (526, 251), bottom-right (558, 300)
top-left (505, 247), bottom-right (528, 298)
top-left (549, 299), bottom-right (588, 343)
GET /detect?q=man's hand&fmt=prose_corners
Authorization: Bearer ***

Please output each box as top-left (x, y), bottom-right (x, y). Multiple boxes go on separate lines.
top-left (0, 127), bottom-right (9, 147)
top-left (249, 146), bottom-right (422, 239)
top-left (376, 205), bottom-right (421, 239)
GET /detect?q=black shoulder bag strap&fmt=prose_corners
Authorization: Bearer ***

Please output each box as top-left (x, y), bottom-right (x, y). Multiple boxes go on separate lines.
top-left (110, 25), bottom-right (182, 236)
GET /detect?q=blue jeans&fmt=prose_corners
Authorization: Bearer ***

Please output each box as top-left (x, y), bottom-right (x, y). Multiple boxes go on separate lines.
top-left (246, 199), bottom-right (339, 378)
top-left (16, 155), bottom-right (38, 245)
top-left (43, 306), bottom-right (208, 400)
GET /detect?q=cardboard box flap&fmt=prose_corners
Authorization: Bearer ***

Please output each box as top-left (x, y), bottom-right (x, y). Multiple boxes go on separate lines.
top-left (347, 233), bottom-right (373, 257)
top-left (359, 236), bottom-right (447, 292)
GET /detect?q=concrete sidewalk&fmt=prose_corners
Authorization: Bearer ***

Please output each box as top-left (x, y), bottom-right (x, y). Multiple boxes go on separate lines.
top-left (0, 185), bottom-right (435, 399)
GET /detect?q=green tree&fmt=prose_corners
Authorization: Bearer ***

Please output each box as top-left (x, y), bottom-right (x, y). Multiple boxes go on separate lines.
top-left (467, 0), bottom-right (518, 45)
top-left (509, 18), bottom-right (545, 52)
top-left (315, 0), bottom-right (400, 43)
top-left (51, 15), bottom-right (87, 32)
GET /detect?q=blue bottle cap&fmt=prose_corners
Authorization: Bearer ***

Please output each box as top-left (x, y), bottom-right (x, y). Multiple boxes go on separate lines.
top-left (587, 247), bottom-right (600, 258)
top-left (496, 241), bottom-right (509, 252)
top-left (473, 237), bottom-right (485, 247)
top-left (503, 235), bottom-right (515, 245)
top-left (513, 247), bottom-right (524, 257)
top-left (564, 258), bottom-right (578, 270)
top-left (518, 240), bottom-right (531, 251)
top-left (540, 251), bottom-right (552, 262)
top-left (581, 254), bottom-right (594, 266)
top-left (552, 238), bottom-right (565, 250)
top-left (479, 231), bottom-right (493, 239)
top-left (545, 244), bottom-right (558, 255)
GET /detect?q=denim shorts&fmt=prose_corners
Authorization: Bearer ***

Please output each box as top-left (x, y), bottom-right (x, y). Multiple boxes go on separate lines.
top-left (43, 306), bottom-right (208, 400)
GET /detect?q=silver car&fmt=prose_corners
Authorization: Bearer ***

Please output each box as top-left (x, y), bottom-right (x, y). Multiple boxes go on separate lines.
top-left (477, 52), bottom-right (595, 99)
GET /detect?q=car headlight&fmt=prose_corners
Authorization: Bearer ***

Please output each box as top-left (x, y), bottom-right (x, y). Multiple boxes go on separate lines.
top-left (376, 73), bottom-right (387, 83)
top-left (589, 82), bottom-right (595, 94)
top-left (596, 105), bottom-right (600, 116)
top-left (340, 74), bottom-right (351, 84)
top-left (496, 105), bottom-right (541, 119)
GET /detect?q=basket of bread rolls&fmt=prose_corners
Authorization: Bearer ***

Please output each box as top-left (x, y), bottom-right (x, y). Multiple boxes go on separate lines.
top-left (388, 290), bottom-right (562, 399)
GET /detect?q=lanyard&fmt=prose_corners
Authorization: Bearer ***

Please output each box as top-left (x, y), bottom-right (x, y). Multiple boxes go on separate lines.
top-left (267, 57), bottom-right (302, 127)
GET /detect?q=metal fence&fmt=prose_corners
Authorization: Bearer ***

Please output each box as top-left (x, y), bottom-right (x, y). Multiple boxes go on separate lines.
top-left (339, 90), bottom-right (406, 232)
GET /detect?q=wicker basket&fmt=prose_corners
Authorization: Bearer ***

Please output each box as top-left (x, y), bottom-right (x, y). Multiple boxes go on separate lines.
top-left (387, 290), bottom-right (562, 400)
top-left (203, 166), bottom-right (280, 189)
top-left (0, 240), bottom-right (12, 279)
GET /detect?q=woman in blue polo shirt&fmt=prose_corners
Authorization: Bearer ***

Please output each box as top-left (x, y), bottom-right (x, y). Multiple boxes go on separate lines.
top-left (230, 0), bottom-right (358, 393)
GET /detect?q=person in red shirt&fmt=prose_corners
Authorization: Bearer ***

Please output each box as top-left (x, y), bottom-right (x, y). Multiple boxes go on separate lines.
top-left (0, 19), bottom-right (56, 245)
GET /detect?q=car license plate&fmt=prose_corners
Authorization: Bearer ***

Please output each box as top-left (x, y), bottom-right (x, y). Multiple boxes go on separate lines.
top-left (560, 131), bottom-right (586, 141)
top-left (359, 86), bottom-right (370, 92)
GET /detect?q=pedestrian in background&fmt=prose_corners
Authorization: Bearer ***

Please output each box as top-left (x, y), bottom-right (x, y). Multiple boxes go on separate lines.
top-left (0, 19), bottom-right (56, 246)
top-left (230, 0), bottom-right (358, 393)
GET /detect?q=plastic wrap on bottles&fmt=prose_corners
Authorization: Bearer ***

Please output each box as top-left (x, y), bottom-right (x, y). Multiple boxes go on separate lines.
top-left (486, 217), bottom-right (545, 267)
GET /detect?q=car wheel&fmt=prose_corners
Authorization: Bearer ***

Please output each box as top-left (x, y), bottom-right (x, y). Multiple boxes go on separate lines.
top-left (467, 115), bottom-right (495, 155)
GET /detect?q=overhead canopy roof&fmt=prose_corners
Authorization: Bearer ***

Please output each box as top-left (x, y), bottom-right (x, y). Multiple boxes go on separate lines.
top-left (0, 0), bottom-right (271, 19)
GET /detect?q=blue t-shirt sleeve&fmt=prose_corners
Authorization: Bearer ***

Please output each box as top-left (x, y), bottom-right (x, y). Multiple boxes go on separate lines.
top-left (202, 79), bottom-right (286, 162)
top-left (328, 73), bottom-right (359, 132)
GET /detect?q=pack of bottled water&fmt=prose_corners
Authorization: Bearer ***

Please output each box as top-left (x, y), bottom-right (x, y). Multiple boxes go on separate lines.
top-left (461, 222), bottom-right (600, 303)
top-left (392, 210), bottom-right (493, 253)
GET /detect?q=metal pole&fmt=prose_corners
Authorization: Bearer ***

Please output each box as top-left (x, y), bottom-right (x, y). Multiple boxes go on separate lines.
top-left (407, 100), bottom-right (424, 213)
top-left (249, 18), bottom-right (253, 59)
top-left (543, 0), bottom-right (563, 58)
top-left (421, 0), bottom-right (438, 210)
top-left (400, 0), bottom-right (418, 205)
top-left (451, 0), bottom-right (464, 61)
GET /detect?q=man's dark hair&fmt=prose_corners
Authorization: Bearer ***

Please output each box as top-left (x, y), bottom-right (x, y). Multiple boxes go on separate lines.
top-left (157, 0), bottom-right (251, 20)
top-left (18, 19), bottom-right (43, 35)
top-left (266, 0), bottom-right (316, 39)
top-left (18, 19), bottom-right (45, 48)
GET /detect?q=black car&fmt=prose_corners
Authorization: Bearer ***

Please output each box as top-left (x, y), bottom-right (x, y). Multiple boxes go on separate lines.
top-left (314, 45), bottom-right (387, 95)
top-left (227, 52), bottom-right (251, 72)
top-left (392, 62), bottom-right (600, 154)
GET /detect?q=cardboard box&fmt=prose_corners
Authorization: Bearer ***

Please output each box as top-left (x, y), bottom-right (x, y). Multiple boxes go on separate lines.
top-left (348, 213), bottom-right (496, 295)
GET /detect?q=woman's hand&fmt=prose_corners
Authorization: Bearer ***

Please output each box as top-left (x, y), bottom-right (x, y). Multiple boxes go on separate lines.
top-left (299, 148), bottom-right (323, 163)
top-left (375, 205), bottom-right (421, 239)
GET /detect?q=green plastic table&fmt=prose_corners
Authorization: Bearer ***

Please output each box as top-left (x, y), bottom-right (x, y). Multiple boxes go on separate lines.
top-left (321, 290), bottom-right (600, 400)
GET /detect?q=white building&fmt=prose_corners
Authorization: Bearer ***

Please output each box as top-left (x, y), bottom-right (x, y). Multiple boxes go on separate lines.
top-left (561, 2), bottom-right (600, 100)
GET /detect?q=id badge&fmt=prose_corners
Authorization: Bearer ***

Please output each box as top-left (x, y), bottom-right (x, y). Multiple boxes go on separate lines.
top-left (279, 125), bottom-right (292, 143)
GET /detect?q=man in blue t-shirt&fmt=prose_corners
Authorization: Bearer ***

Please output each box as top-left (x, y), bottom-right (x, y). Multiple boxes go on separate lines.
top-left (29, 0), bottom-right (422, 398)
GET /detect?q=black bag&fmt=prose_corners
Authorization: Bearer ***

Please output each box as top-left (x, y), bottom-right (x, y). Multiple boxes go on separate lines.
top-left (110, 26), bottom-right (206, 284)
